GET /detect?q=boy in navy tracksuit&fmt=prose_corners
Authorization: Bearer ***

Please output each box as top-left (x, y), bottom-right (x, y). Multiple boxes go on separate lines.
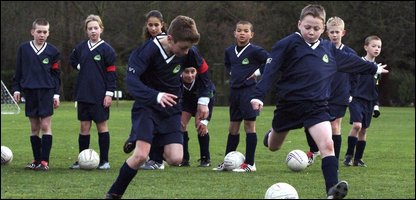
top-left (12, 18), bottom-right (61, 171)
top-left (106, 15), bottom-right (211, 199)
top-left (69, 15), bottom-right (117, 170)
top-left (304, 16), bottom-right (357, 166)
top-left (122, 10), bottom-right (168, 170)
top-left (343, 35), bottom-right (383, 167)
top-left (251, 5), bottom-right (388, 199)
top-left (213, 20), bottom-right (269, 172)
top-left (139, 57), bottom-right (213, 170)
top-left (179, 67), bottom-right (216, 167)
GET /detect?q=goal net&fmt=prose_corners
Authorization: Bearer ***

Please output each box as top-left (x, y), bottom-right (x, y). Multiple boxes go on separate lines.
top-left (1, 80), bottom-right (20, 114)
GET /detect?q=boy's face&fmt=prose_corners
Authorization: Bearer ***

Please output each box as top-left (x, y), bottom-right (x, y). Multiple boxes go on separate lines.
top-left (31, 24), bottom-right (49, 45)
top-left (168, 35), bottom-right (194, 57)
top-left (146, 16), bottom-right (163, 38)
top-left (326, 26), bottom-right (345, 46)
top-left (364, 39), bottom-right (382, 58)
top-left (234, 24), bottom-right (253, 46)
top-left (298, 15), bottom-right (325, 43)
top-left (182, 67), bottom-right (197, 84)
top-left (86, 21), bottom-right (103, 42)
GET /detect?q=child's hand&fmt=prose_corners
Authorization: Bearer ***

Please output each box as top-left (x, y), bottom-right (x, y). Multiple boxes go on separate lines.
top-left (250, 99), bottom-right (263, 111)
top-left (196, 119), bottom-right (208, 136)
top-left (53, 97), bottom-right (60, 109)
top-left (373, 110), bottom-right (380, 118)
top-left (377, 63), bottom-right (388, 74)
top-left (158, 92), bottom-right (177, 108)
top-left (373, 105), bottom-right (380, 118)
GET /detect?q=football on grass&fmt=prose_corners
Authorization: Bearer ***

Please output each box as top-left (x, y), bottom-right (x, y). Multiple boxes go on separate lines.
top-left (286, 149), bottom-right (308, 172)
top-left (265, 182), bottom-right (299, 199)
top-left (78, 149), bottom-right (100, 170)
top-left (1, 145), bottom-right (13, 165)
top-left (223, 151), bottom-right (245, 170)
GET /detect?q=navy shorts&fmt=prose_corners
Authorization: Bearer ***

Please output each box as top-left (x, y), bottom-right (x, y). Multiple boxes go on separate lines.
top-left (328, 104), bottom-right (348, 119)
top-left (349, 98), bottom-right (374, 129)
top-left (129, 107), bottom-right (182, 145)
top-left (271, 101), bottom-right (334, 133)
top-left (23, 88), bottom-right (54, 118)
top-left (182, 97), bottom-right (215, 121)
top-left (229, 85), bottom-right (259, 121)
top-left (77, 102), bottom-right (109, 123)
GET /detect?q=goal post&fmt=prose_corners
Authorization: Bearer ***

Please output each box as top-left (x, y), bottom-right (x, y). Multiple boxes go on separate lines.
top-left (1, 80), bottom-right (20, 114)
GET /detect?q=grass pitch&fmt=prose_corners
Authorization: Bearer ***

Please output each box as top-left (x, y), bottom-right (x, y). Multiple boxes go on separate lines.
top-left (1, 101), bottom-right (415, 199)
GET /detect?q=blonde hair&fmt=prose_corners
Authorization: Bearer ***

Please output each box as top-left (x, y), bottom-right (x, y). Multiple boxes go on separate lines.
top-left (326, 16), bottom-right (345, 30)
top-left (84, 14), bottom-right (104, 31)
top-left (300, 4), bottom-right (326, 24)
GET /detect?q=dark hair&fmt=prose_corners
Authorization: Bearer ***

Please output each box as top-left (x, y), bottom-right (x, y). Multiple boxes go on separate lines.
top-left (168, 15), bottom-right (200, 44)
top-left (300, 4), bottom-right (326, 24)
top-left (236, 20), bottom-right (253, 32)
top-left (142, 10), bottom-right (167, 40)
top-left (32, 18), bottom-right (49, 29)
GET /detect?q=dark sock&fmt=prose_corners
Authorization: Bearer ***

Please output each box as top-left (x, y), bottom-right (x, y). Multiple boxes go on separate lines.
top-left (108, 162), bottom-right (138, 196)
top-left (332, 135), bottom-right (342, 160)
top-left (99, 132), bottom-right (110, 163)
top-left (354, 140), bottom-right (366, 160)
top-left (322, 156), bottom-right (339, 193)
top-left (41, 134), bottom-right (52, 162)
top-left (79, 134), bottom-right (90, 153)
top-left (225, 133), bottom-right (240, 155)
top-left (153, 146), bottom-right (164, 164)
top-left (183, 131), bottom-right (189, 161)
top-left (345, 136), bottom-right (358, 156)
top-left (148, 136), bottom-right (164, 164)
top-left (245, 133), bottom-right (257, 165)
top-left (305, 129), bottom-right (319, 152)
top-left (198, 133), bottom-right (210, 160)
top-left (30, 135), bottom-right (42, 162)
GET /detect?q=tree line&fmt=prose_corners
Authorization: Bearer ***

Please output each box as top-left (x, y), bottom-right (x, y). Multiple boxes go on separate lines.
top-left (1, 1), bottom-right (414, 106)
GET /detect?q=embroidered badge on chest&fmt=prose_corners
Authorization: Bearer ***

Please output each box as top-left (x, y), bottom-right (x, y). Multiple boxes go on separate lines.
top-left (322, 54), bottom-right (329, 63)
top-left (242, 58), bottom-right (249, 65)
top-left (42, 58), bottom-right (49, 64)
top-left (173, 65), bottom-right (181, 74)
top-left (94, 55), bottom-right (101, 61)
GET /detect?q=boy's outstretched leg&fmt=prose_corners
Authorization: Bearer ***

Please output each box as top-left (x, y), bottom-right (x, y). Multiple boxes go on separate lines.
top-left (327, 181), bottom-right (348, 199)
top-left (123, 135), bottom-right (135, 154)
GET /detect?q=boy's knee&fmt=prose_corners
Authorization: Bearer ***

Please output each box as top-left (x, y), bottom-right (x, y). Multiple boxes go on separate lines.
top-left (269, 146), bottom-right (281, 152)
top-left (319, 140), bottom-right (335, 156)
top-left (131, 154), bottom-right (148, 164)
top-left (165, 157), bottom-right (182, 166)
top-left (352, 124), bottom-right (362, 132)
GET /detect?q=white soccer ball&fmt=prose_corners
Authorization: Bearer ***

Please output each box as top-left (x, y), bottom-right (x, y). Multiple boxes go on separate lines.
top-left (223, 151), bottom-right (245, 170)
top-left (286, 149), bottom-right (308, 172)
top-left (1, 145), bottom-right (13, 165)
top-left (265, 182), bottom-right (299, 199)
top-left (78, 149), bottom-right (100, 170)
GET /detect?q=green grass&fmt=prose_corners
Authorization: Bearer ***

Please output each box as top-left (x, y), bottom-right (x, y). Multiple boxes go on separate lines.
top-left (1, 101), bottom-right (415, 199)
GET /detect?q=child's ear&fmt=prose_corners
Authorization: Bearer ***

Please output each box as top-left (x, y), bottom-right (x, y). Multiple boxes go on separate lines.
top-left (167, 35), bottom-right (174, 42)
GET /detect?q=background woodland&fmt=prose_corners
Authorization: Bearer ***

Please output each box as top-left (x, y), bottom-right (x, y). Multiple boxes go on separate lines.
top-left (1, 1), bottom-right (414, 106)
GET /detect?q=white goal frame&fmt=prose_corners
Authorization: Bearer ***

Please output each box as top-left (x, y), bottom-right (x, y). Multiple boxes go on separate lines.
top-left (1, 80), bottom-right (20, 114)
